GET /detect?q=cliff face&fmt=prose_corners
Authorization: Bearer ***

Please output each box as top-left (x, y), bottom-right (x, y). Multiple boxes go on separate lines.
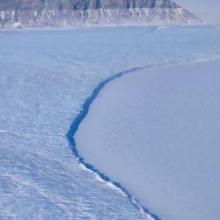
top-left (0, 0), bottom-right (180, 10)
top-left (0, 0), bottom-right (201, 28)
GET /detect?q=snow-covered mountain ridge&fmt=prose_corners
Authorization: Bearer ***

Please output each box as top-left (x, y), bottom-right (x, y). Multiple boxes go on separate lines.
top-left (0, 0), bottom-right (201, 28)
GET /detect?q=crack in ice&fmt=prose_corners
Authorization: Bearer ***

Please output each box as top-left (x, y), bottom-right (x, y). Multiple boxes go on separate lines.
top-left (66, 65), bottom-right (162, 220)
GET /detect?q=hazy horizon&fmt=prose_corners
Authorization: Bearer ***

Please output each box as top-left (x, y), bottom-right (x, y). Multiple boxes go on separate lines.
top-left (178, 0), bottom-right (220, 24)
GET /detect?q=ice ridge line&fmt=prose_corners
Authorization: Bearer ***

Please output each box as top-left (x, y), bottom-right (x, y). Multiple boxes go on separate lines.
top-left (66, 66), bottom-right (162, 220)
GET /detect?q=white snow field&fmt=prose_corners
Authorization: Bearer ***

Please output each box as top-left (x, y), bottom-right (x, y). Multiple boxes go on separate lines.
top-left (76, 60), bottom-right (220, 220)
top-left (0, 26), bottom-right (220, 220)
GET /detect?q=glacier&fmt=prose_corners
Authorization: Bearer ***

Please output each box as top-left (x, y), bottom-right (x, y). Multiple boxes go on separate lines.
top-left (0, 26), bottom-right (220, 219)
top-left (76, 60), bottom-right (220, 220)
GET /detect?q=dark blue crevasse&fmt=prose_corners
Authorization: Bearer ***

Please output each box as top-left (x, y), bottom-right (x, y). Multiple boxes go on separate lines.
top-left (66, 66), bottom-right (162, 220)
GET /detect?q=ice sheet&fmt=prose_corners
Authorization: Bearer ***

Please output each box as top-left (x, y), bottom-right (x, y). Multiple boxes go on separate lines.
top-left (1, 26), bottom-right (220, 219)
top-left (76, 60), bottom-right (220, 220)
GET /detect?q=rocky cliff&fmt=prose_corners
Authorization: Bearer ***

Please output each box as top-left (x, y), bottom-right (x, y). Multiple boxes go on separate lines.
top-left (0, 0), bottom-right (201, 28)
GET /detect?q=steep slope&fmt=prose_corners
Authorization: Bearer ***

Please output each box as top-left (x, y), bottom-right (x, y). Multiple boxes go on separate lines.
top-left (0, 0), bottom-right (201, 28)
top-left (0, 0), bottom-right (181, 10)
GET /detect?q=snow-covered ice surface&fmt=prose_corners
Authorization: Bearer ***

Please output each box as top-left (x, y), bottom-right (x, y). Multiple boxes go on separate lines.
top-left (76, 60), bottom-right (220, 220)
top-left (0, 26), bottom-right (220, 219)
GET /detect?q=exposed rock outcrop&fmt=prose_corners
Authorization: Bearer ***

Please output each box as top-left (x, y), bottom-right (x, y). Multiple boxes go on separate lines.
top-left (0, 0), bottom-right (202, 28)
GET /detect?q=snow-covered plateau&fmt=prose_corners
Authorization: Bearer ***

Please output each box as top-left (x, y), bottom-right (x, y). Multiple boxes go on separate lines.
top-left (0, 26), bottom-right (220, 220)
